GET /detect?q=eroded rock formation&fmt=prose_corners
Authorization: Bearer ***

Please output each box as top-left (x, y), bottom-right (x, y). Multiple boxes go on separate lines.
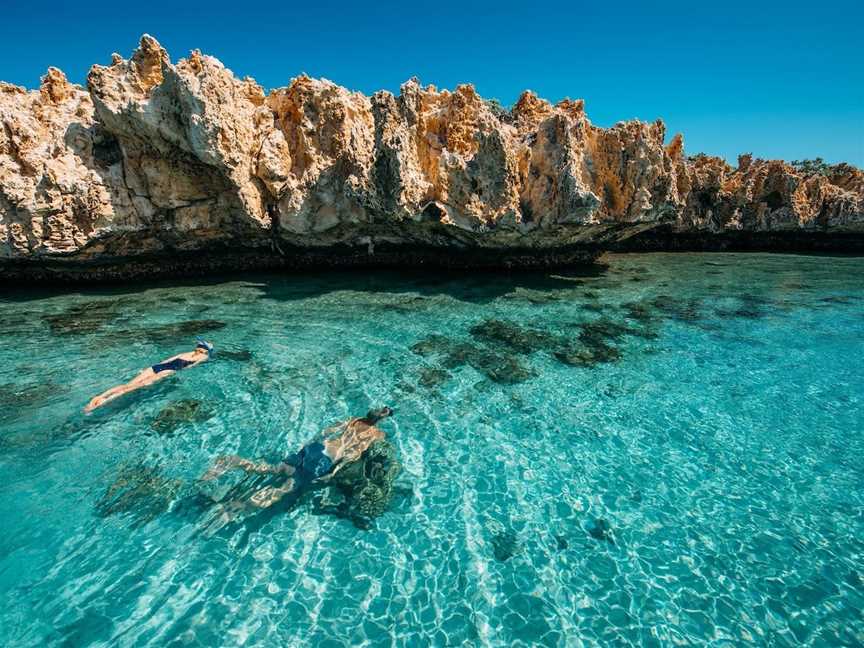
top-left (1, 35), bottom-right (862, 279)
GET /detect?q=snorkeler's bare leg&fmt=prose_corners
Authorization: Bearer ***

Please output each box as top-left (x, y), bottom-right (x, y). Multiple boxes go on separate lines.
top-left (129, 369), bottom-right (169, 388)
top-left (84, 369), bottom-right (168, 412)
top-left (85, 383), bottom-right (136, 412)
top-left (201, 455), bottom-right (294, 481)
top-left (247, 479), bottom-right (296, 509)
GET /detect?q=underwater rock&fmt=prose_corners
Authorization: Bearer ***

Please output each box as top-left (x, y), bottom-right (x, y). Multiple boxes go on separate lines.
top-left (820, 295), bottom-right (856, 304)
top-left (579, 318), bottom-right (656, 342)
top-left (554, 343), bottom-right (622, 367)
top-left (410, 335), bottom-right (453, 357)
top-left (715, 294), bottom-right (774, 319)
top-left (328, 439), bottom-right (402, 525)
top-left (454, 345), bottom-right (535, 384)
top-left (510, 289), bottom-right (564, 305)
top-left (469, 319), bottom-right (558, 354)
top-left (411, 335), bottom-right (535, 384)
top-left (583, 302), bottom-right (610, 313)
top-left (587, 518), bottom-right (615, 544)
top-left (0, 382), bottom-right (67, 419)
top-left (491, 530), bottom-right (521, 562)
top-left (216, 348), bottom-right (253, 362)
top-left (548, 316), bottom-right (659, 367)
top-left (95, 463), bottom-right (183, 525)
top-left (142, 319), bottom-right (227, 342)
top-left (419, 367), bottom-right (450, 389)
top-left (621, 301), bottom-right (657, 324)
top-left (651, 295), bottom-right (702, 322)
top-left (42, 300), bottom-right (124, 335)
top-left (150, 399), bottom-right (216, 434)
top-left (715, 306), bottom-right (766, 319)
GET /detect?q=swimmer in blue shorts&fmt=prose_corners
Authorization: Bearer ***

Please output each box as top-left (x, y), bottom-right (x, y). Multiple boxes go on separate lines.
top-left (202, 407), bottom-right (393, 510)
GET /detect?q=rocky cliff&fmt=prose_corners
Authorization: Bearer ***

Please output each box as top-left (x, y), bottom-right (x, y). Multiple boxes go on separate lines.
top-left (2, 35), bottom-right (862, 280)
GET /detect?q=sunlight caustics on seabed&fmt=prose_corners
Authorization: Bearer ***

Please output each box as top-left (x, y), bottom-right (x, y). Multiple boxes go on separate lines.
top-left (1, 253), bottom-right (863, 646)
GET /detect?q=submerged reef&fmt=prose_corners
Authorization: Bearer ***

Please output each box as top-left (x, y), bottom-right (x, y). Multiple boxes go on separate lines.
top-left (150, 399), bottom-right (216, 435)
top-left (2, 35), bottom-right (863, 281)
top-left (411, 333), bottom-right (535, 384)
top-left (42, 300), bottom-right (127, 335)
top-left (323, 439), bottom-right (403, 528)
top-left (95, 463), bottom-right (183, 525)
top-left (412, 312), bottom-right (660, 385)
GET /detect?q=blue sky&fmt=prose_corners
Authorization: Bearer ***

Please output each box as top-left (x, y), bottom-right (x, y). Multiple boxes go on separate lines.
top-left (1, 0), bottom-right (862, 165)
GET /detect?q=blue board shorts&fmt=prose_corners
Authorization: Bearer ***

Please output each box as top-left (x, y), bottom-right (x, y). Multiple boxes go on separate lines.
top-left (284, 442), bottom-right (334, 488)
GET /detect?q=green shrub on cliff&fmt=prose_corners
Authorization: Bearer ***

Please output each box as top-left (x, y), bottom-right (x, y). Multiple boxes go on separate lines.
top-left (790, 158), bottom-right (831, 176)
top-left (484, 98), bottom-right (511, 122)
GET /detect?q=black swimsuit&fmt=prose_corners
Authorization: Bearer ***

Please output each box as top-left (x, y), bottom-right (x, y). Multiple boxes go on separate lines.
top-left (151, 358), bottom-right (195, 373)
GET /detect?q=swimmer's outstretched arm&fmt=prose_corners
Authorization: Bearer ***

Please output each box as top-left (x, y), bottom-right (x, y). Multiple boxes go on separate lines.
top-left (201, 455), bottom-right (294, 480)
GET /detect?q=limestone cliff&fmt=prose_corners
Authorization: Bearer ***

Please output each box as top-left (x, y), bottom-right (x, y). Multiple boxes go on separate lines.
top-left (1, 36), bottom-right (862, 279)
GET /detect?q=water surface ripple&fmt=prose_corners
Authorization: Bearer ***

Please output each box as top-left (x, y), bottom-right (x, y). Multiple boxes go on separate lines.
top-left (1, 253), bottom-right (863, 646)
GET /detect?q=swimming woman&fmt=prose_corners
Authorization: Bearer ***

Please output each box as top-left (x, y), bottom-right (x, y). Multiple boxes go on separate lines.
top-left (84, 340), bottom-right (214, 412)
top-left (202, 406), bottom-right (393, 510)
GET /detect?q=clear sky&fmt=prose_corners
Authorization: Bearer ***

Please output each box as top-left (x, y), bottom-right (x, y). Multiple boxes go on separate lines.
top-left (1, 0), bottom-right (862, 166)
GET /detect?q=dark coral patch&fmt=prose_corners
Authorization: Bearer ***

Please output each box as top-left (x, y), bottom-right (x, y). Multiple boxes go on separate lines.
top-left (411, 334), bottom-right (535, 384)
top-left (419, 367), bottom-right (450, 389)
top-left (587, 518), bottom-right (615, 544)
top-left (141, 319), bottom-right (227, 343)
top-left (217, 348), bottom-right (253, 362)
top-left (469, 319), bottom-right (557, 354)
top-left (491, 529), bottom-right (521, 562)
top-left (314, 440), bottom-right (403, 529)
top-left (554, 342), bottom-right (621, 367)
top-left (651, 295), bottom-right (702, 322)
top-left (95, 464), bottom-right (183, 525)
top-left (43, 300), bottom-right (125, 335)
top-left (151, 399), bottom-right (216, 435)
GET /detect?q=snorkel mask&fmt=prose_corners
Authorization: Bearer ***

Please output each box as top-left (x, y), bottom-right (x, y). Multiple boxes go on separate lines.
top-left (196, 339), bottom-right (214, 355)
top-left (365, 406), bottom-right (394, 423)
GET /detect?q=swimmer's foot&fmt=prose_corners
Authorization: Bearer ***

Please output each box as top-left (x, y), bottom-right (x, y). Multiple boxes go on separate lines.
top-left (84, 397), bottom-right (104, 413)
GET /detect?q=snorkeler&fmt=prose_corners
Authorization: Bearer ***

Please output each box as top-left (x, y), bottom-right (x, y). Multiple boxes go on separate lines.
top-left (201, 407), bottom-right (394, 510)
top-left (84, 340), bottom-right (214, 412)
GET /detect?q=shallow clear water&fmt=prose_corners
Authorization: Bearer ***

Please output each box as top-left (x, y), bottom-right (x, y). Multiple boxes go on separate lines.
top-left (1, 253), bottom-right (863, 647)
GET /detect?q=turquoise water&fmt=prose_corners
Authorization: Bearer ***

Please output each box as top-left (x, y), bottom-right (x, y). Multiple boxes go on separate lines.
top-left (1, 253), bottom-right (863, 647)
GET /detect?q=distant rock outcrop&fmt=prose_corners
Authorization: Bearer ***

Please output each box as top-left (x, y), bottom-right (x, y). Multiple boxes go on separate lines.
top-left (1, 35), bottom-right (862, 279)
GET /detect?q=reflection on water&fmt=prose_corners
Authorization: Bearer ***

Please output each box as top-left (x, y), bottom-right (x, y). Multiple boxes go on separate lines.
top-left (1, 253), bottom-right (863, 646)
